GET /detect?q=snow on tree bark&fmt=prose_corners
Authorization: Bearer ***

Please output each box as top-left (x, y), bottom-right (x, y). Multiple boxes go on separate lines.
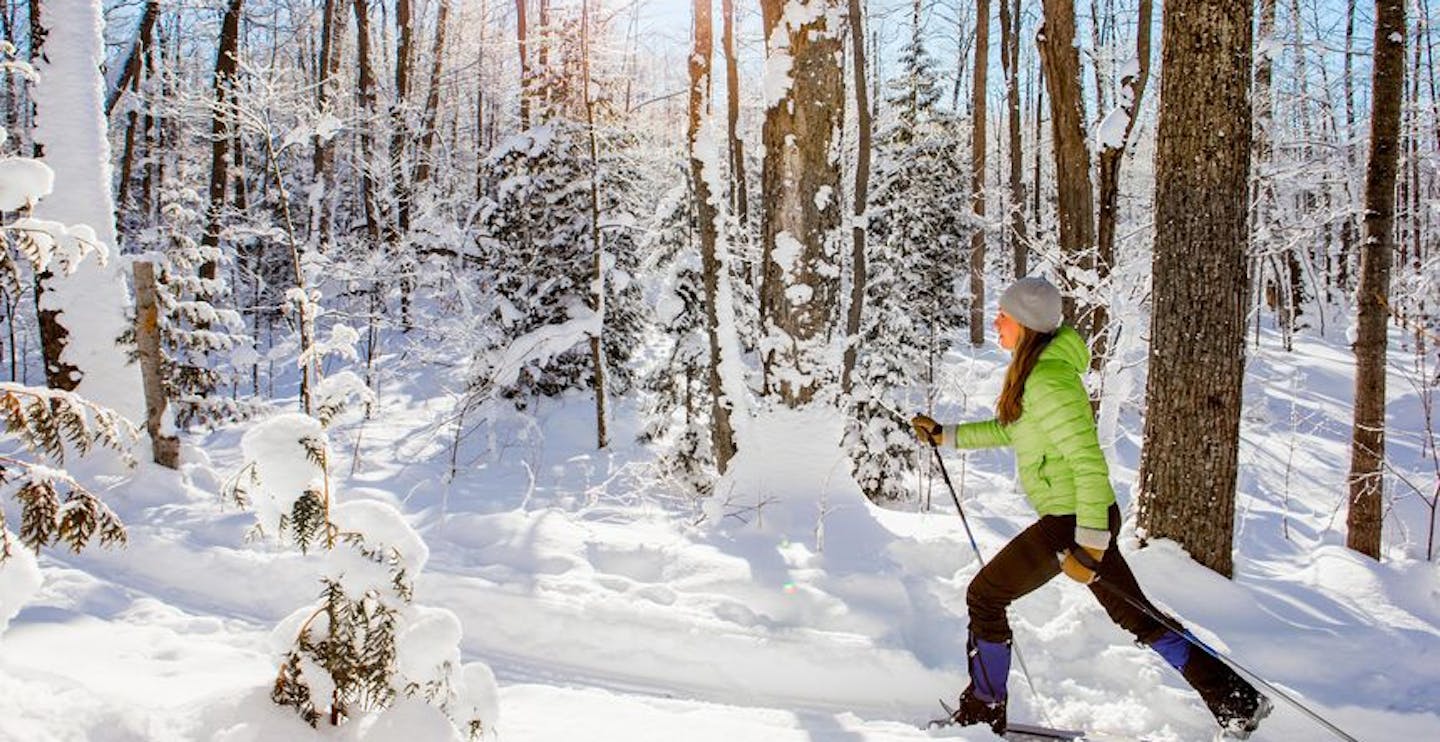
top-left (31, 0), bottom-right (144, 423)
top-left (758, 0), bottom-right (845, 407)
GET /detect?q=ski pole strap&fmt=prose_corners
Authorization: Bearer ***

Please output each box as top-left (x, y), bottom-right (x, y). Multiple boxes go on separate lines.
top-left (1091, 577), bottom-right (1361, 742)
top-left (1068, 547), bottom-right (1103, 573)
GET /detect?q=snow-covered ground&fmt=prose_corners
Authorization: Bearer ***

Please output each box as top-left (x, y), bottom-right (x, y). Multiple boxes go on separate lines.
top-left (1, 327), bottom-right (1437, 742)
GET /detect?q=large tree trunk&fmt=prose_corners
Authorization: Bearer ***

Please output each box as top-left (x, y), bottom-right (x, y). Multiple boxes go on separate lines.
top-left (722, 0), bottom-right (747, 230)
top-left (841, 0), bottom-right (872, 395)
top-left (1036, 0), bottom-right (1096, 331)
top-left (1345, 0), bottom-right (1406, 560)
top-left (31, 0), bottom-right (146, 421)
top-left (1136, 0), bottom-right (1255, 578)
top-left (999, 0), bottom-right (1026, 279)
top-left (690, 0), bottom-right (736, 471)
top-left (758, 0), bottom-right (844, 407)
top-left (1091, 0), bottom-right (1150, 369)
top-left (969, 0), bottom-right (989, 347)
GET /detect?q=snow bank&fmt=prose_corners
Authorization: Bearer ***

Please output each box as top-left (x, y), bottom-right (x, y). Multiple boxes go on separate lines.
top-left (705, 406), bottom-right (892, 569)
top-left (0, 533), bottom-right (42, 635)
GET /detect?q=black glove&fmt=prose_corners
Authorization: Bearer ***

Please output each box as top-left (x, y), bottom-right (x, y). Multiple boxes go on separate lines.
top-left (911, 414), bottom-right (943, 446)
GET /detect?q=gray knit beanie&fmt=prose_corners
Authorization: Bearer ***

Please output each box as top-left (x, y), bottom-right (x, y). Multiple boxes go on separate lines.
top-left (999, 277), bottom-right (1063, 333)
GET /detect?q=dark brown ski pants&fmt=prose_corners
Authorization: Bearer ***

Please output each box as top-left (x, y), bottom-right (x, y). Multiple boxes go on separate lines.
top-left (966, 503), bottom-right (1172, 645)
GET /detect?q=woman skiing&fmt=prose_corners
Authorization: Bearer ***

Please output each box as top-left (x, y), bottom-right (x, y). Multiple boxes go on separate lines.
top-left (911, 276), bottom-right (1272, 739)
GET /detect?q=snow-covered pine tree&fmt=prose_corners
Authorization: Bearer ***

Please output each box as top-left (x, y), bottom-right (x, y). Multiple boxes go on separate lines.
top-left (128, 179), bottom-right (259, 427)
top-left (225, 411), bottom-right (496, 737)
top-left (472, 3), bottom-right (649, 413)
top-left (478, 123), bottom-right (600, 403)
top-left (847, 25), bottom-right (967, 503)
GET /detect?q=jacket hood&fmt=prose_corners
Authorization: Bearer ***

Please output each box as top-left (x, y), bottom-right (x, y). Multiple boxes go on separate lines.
top-left (1039, 326), bottom-right (1089, 372)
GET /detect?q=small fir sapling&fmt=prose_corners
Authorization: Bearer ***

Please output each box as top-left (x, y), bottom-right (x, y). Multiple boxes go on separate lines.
top-left (225, 406), bottom-right (494, 736)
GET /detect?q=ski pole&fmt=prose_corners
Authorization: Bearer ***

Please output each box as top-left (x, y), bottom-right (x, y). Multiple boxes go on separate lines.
top-left (1087, 575), bottom-right (1361, 742)
top-left (928, 441), bottom-right (1055, 728)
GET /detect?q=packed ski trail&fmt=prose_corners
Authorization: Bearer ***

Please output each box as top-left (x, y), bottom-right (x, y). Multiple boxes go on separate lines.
top-left (1, 328), bottom-right (1437, 742)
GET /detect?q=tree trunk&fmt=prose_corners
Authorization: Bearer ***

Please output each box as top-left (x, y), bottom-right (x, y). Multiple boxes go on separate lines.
top-left (841, 0), bottom-right (871, 395)
top-left (722, 0), bottom-right (748, 230)
top-left (390, 0), bottom-right (416, 328)
top-left (999, 0), bottom-right (1027, 279)
top-left (353, 0), bottom-right (382, 247)
top-left (116, 39), bottom-right (144, 217)
top-left (415, 0), bottom-right (450, 186)
top-left (1252, 0), bottom-right (1278, 341)
top-left (312, 0), bottom-right (345, 246)
top-left (581, 0), bottom-right (607, 449)
top-left (29, 0), bottom-right (72, 394)
top-left (1346, 0), bottom-right (1406, 560)
top-left (1136, 0), bottom-right (1255, 578)
top-left (690, 0), bottom-right (736, 471)
top-left (390, 0), bottom-right (414, 233)
top-left (133, 261), bottom-right (179, 468)
top-left (758, 0), bottom-right (844, 406)
top-left (31, 0), bottom-right (145, 420)
top-left (1339, 0), bottom-right (1357, 291)
top-left (200, 0), bottom-right (243, 283)
top-left (515, 0), bottom-right (529, 129)
top-left (969, 0), bottom-right (989, 347)
top-left (103, 0), bottom-right (160, 117)
top-left (1036, 0), bottom-right (1096, 330)
top-left (1091, 0), bottom-right (1150, 368)
top-left (474, 0), bottom-right (488, 201)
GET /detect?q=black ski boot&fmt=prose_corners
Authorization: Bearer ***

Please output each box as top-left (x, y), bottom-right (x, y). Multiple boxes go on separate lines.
top-left (1180, 649), bottom-right (1273, 740)
top-left (950, 682), bottom-right (1007, 736)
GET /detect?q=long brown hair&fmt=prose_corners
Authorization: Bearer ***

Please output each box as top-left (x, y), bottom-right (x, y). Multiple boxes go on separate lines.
top-left (996, 326), bottom-right (1056, 425)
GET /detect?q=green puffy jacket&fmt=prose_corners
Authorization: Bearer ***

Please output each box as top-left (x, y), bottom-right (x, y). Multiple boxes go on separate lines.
top-left (947, 326), bottom-right (1115, 531)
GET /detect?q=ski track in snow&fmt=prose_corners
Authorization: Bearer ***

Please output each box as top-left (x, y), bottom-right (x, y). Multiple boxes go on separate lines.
top-left (2, 327), bottom-right (1438, 741)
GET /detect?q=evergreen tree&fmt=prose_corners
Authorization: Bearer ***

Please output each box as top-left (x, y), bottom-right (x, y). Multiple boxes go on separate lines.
top-left (847, 30), bottom-right (968, 503)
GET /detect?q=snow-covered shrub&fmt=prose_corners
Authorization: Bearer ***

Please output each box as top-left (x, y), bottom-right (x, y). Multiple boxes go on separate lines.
top-left (226, 413), bottom-right (496, 737)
